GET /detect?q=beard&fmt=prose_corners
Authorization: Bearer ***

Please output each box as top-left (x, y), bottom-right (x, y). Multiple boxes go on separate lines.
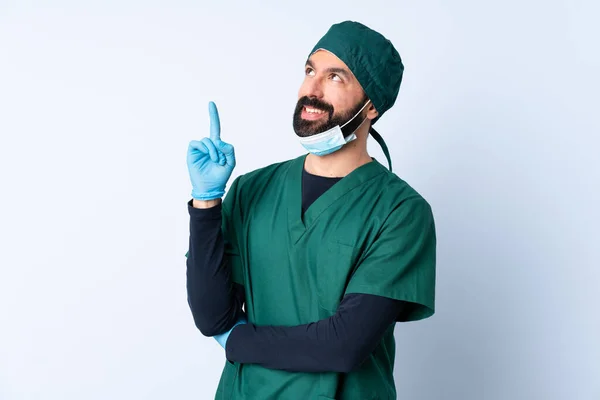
top-left (292, 95), bottom-right (368, 138)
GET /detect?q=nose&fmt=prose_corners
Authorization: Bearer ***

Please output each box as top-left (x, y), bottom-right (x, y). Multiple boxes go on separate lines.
top-left (299, 76), bottom-right (324, 99)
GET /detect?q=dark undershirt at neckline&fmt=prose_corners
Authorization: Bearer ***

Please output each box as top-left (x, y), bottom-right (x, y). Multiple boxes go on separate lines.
top-left (301, 168), bottom-right (342, 215)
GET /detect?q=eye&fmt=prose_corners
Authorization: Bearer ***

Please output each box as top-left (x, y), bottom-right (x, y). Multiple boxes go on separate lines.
top-left (305, 67), bottom-right (315, 76)
top-left (331, 74), bottom-right (342, 82)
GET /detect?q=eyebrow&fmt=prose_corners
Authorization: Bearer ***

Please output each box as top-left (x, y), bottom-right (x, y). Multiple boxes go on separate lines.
top-left (305, 59), bottom-right (351, 80)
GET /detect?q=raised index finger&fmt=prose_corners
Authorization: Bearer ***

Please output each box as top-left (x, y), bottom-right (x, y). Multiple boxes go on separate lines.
top-left (208, 101), bottom-right (221, 141)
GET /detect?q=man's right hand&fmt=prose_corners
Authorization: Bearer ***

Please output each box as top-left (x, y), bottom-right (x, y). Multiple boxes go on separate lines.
top-left (187, 101), bottom-right (236, 201)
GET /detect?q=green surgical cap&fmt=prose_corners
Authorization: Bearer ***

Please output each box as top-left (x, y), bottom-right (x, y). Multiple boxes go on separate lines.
top-left (309, 21), bottom-right (403, 124)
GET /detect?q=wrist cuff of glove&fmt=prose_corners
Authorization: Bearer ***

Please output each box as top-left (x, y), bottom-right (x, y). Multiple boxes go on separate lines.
top-left (191, 189), bottom-right (225, 201)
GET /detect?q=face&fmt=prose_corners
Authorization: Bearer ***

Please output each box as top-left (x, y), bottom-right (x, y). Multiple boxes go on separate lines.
top-left (293, 50), bottom-right (373, 137)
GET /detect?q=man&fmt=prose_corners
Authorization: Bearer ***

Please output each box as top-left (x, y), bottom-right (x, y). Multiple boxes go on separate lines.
top-left (185, 20), bottom-right (436, 400)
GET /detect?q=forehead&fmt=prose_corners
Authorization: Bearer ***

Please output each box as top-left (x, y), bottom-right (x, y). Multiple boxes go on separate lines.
top-left (306, 49), bottom-right (352, 73)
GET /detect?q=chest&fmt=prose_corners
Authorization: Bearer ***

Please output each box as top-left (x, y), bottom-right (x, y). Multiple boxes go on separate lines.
top-left (239, 197), bottom-right (379, 323)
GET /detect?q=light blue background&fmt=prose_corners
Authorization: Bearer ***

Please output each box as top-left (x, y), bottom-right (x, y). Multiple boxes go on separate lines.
top-left (1, 1), bottom-right (598, 399)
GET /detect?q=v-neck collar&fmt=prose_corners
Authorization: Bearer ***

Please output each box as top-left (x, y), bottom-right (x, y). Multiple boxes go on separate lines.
top-left (286, 154), bottom-right (387, 244)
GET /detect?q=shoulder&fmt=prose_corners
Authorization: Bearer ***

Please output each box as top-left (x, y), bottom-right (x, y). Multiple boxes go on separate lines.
top-left (372, 164), bottom-right (434, 218)
top-left (366, 168), bottom-right (436, 250)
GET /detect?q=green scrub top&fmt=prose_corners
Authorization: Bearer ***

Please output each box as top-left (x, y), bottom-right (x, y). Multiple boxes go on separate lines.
top-left (207, 154), bottom-right (436, 400)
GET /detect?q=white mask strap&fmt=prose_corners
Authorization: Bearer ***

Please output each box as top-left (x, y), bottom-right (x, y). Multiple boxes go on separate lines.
top-left (341, 100), bottom-right (371, 129)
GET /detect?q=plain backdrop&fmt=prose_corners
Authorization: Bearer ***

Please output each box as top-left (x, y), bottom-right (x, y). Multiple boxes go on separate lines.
top-left (1, 1), bottom-right (598, 399)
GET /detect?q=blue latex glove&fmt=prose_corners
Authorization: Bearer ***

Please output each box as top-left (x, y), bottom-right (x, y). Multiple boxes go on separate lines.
top-left (214, 315), bottom-right (247, 349)
top-left (187, 101), bottom-right (236, 200)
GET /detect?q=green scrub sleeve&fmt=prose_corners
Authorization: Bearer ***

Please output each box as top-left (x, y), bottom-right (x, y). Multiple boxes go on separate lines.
top-left (344, 197), bottom-right (436, 322)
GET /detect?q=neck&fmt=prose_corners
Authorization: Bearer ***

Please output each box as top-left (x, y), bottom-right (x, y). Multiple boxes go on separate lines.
top-left (304, 123), bottom-right (373, 177)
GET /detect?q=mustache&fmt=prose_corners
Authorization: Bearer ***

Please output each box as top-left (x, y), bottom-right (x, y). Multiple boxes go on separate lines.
top-left (295, 96), bottom-right (334, 118)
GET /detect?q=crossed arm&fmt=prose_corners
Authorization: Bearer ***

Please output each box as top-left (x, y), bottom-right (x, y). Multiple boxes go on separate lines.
top-left (186, 200), bottom-right (405, 373)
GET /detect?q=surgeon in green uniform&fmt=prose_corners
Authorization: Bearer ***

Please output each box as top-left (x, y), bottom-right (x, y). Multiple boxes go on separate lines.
top-left (185, 20), bottom-right (436, 399)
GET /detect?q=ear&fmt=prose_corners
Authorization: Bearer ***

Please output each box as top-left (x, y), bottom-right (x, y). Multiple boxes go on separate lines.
top-left (366, 102), bottom-right (379, 121)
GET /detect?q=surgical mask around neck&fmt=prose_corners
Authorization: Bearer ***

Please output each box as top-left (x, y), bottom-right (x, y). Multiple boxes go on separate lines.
top-left (297, 100), bottom-right (371, 156)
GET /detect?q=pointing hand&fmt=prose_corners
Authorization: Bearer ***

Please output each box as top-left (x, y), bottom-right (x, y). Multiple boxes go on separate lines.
top-left (187, 101), bottom-right (236, 200)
